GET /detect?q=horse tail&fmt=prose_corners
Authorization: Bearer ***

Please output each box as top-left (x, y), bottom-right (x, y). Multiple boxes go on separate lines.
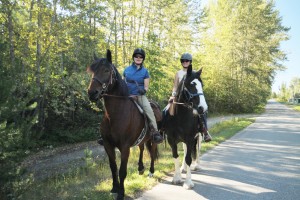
top-left (146, 141), bottom-right (159, 160)
top-left (191, 138), bottom-right (197, 160)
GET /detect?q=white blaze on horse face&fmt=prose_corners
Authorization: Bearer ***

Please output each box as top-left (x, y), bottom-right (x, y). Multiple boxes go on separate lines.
top-left (191, 79), bottom-right (208, 112)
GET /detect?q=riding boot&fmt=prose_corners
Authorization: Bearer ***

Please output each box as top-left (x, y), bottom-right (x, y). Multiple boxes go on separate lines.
top-left (198, 114), bottom-right (212, 142)
top-left (97, 136), bottom-right (104, 146)
top-left (150, 126), bottom-right (163, 144)
top-left (202, 127), bottom-right (212, 142)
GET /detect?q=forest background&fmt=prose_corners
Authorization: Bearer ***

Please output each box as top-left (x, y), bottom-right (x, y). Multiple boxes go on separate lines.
top-left (0, 0), bottom-right (294, 195)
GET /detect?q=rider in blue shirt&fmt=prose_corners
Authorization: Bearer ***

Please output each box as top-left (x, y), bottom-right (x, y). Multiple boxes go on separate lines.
top-left (123, 63), bottom-right (149, 95)
top-left (123, 48), bottom-right (163, 144)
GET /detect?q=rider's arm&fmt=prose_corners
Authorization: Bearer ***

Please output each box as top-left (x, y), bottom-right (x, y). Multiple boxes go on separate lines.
top-left (172, 72), bottom-right (179, 96)
top-left (144, 78), bottom-right (149, 91)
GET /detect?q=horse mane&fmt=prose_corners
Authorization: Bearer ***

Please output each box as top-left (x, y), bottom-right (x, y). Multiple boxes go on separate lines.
top-left (176, 75), bottom-right (186, 101)
top-left (111, 65), bottom-right (129, 96)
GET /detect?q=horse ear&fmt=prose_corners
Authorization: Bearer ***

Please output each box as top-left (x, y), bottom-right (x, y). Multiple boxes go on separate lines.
top-left (187, 64), bottom-right (193, 76)
top-left (106, 49), bottom-right (112, 63)
top-left (93, 52), bottom-right (98, 61)
top-left (196, 67), bottom-right (203, 77)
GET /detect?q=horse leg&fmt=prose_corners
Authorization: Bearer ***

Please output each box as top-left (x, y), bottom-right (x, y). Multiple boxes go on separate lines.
top-left (183, 143), bottom-right (194, 189)
top-left (117, 148), bottom-right (130, 200)
top-left (146, 140), bottom-right (157, 177)
top-left (171, 144), bottom-right (182, 184)
top-left (191, 135), bottom-right (202, 171)
top-left (138, 145), bottom-right (145, 175)
top-left (180, 143), bottom-right (187, 173)
top-left (104, 144), bottom-right (119, 194)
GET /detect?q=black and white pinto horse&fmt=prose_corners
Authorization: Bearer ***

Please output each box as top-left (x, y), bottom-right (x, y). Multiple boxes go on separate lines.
top-left (163, 65), bottom-right (205, 189)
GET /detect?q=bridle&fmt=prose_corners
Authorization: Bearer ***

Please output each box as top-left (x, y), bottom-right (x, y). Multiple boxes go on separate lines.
top-left (175, 77), bottom-right (203, 109)
top-left (183, 87), bottom-right (203, 102)
top-left (92, 62), bottom-right (117, 95)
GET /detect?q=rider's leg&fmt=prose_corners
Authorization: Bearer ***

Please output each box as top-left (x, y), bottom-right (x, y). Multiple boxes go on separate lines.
top-left (97, 136), bottom-right (104, 145)
top-left (201, 112), bottom-right (212, 142)
top-left (137, 95), bottom-right (163, 144)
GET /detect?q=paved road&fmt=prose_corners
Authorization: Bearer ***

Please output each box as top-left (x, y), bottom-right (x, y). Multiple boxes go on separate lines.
top-left (137, 100), bottom-right (300, 200)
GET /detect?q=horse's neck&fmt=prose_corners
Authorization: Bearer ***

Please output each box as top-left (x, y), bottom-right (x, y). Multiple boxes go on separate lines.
top-left (103, 80), bottom-right (131, 114)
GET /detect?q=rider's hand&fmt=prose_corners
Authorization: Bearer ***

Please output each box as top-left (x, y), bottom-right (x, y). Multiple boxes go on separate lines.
top-left (138, 89), bottom-right (146, 95)
top-left (168, 96), bottom-right (175, 103)
top-left (198, 106), bottom-right (204, 113)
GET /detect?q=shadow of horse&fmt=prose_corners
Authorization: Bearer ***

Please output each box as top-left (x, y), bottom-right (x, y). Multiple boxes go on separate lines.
top-left (87, 50), bottom-right (160, 200)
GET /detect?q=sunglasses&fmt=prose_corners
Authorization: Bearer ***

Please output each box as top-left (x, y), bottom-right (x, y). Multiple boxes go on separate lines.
top-left (134, 56), bottom-right (144, 59)
top-left (181, 59), bottom-right (190, 63)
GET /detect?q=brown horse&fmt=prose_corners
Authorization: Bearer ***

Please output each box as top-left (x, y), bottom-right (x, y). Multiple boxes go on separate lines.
top-left (87, 50), bottom-right (159, 200)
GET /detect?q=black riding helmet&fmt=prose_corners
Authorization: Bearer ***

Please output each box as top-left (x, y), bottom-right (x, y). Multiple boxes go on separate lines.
top-left (132, 48), bottom-right (146, 60)
top-left (180, 53), bottom-right (192, 63)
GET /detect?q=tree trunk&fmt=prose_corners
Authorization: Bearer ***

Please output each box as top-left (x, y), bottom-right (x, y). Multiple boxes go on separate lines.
top-left (114, 5), bottom-right (117, 66)
top-left (36, 0), bottom-right (45, 130)
top-left (7, 7), bottom-right (15, 69)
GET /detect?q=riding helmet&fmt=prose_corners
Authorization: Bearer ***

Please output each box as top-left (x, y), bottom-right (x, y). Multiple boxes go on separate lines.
top-left (132, 48), bottom-right (146, 60)
top-left (180, 53), bottom-right (192, 62)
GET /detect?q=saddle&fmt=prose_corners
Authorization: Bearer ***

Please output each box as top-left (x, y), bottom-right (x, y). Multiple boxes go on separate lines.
top-left (129, 97), bottom-right (162, 146)
top-left (130, 97), bottom-right (162, 122)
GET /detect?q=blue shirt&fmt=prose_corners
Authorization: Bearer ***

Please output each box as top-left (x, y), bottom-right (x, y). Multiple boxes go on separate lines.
top-left (123, 63), bottom-right (150, 95)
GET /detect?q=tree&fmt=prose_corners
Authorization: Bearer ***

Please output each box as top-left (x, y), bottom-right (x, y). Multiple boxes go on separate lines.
top-left (200, 0), bottom-right (289, 113)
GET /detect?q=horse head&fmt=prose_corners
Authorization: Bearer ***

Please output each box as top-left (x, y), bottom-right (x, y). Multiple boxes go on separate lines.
top-left (177, 64), bottom-right (204, 112)
top-left (87, 50), bottom-right (116, 101)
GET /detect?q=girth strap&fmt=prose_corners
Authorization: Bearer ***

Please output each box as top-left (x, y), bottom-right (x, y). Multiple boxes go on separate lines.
top-left (130, 97), bottom-right (149, 147)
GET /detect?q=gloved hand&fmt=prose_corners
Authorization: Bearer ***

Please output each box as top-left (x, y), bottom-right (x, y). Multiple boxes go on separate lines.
top-left (168, 96), bottom-right (175, 103)
top-left (138, 89), bottom-right (146, 95)
top-left (198, 106), bottom-right (204, 113)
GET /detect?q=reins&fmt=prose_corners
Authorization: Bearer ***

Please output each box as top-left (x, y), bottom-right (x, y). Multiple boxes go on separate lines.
top-left (172, 101), bottom-right (194, 109)
top-left (102, 94), bottom-right (141, 99)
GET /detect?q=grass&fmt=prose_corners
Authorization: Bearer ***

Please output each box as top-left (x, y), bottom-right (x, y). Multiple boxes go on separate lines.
top-left (294, 105), bottom-right (300, 111)
top-left (288, 104), bottom-right (300, 112)
top-left (13, 118), bottom-right (254, 200)
top-left (279, 101), bottom-right (300, 112)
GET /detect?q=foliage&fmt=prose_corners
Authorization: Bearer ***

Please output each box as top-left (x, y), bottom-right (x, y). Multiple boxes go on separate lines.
top-left (199, 0), bottom-right (289, 113)
top-left (277, 77), bottom-right (300, 102)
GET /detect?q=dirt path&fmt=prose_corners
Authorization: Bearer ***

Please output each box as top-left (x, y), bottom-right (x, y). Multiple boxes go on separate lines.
top-left (21, 114), bottom-right (258, 181)
top-left (21, 141), bottom-right (106, 180)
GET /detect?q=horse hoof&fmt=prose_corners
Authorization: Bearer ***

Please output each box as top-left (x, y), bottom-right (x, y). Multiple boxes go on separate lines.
top-left (116, 195), bottom-right (124, 200)
top-left (110, 192), bottom-right (118, 199)
top-left (148, 172), bottom-right (154, 178)
top-left (183, 181), bottom-right (194, 189)
top-left (172, 179), bottom-right (183, 185)
top-left (110, 188), bottom-right (118, 194)
top-left (191, 165), bottom-right (201, 171)
top-left (139, 168), bottom-right (145, 175)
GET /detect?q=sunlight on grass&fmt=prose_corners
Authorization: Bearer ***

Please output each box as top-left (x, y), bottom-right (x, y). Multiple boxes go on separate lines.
top-left (16, 118), bottom-right (254, 199)
top-left (281, 102), bottom-right (300, 112)
top-left (293, 105), bottom-right (300, 111)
